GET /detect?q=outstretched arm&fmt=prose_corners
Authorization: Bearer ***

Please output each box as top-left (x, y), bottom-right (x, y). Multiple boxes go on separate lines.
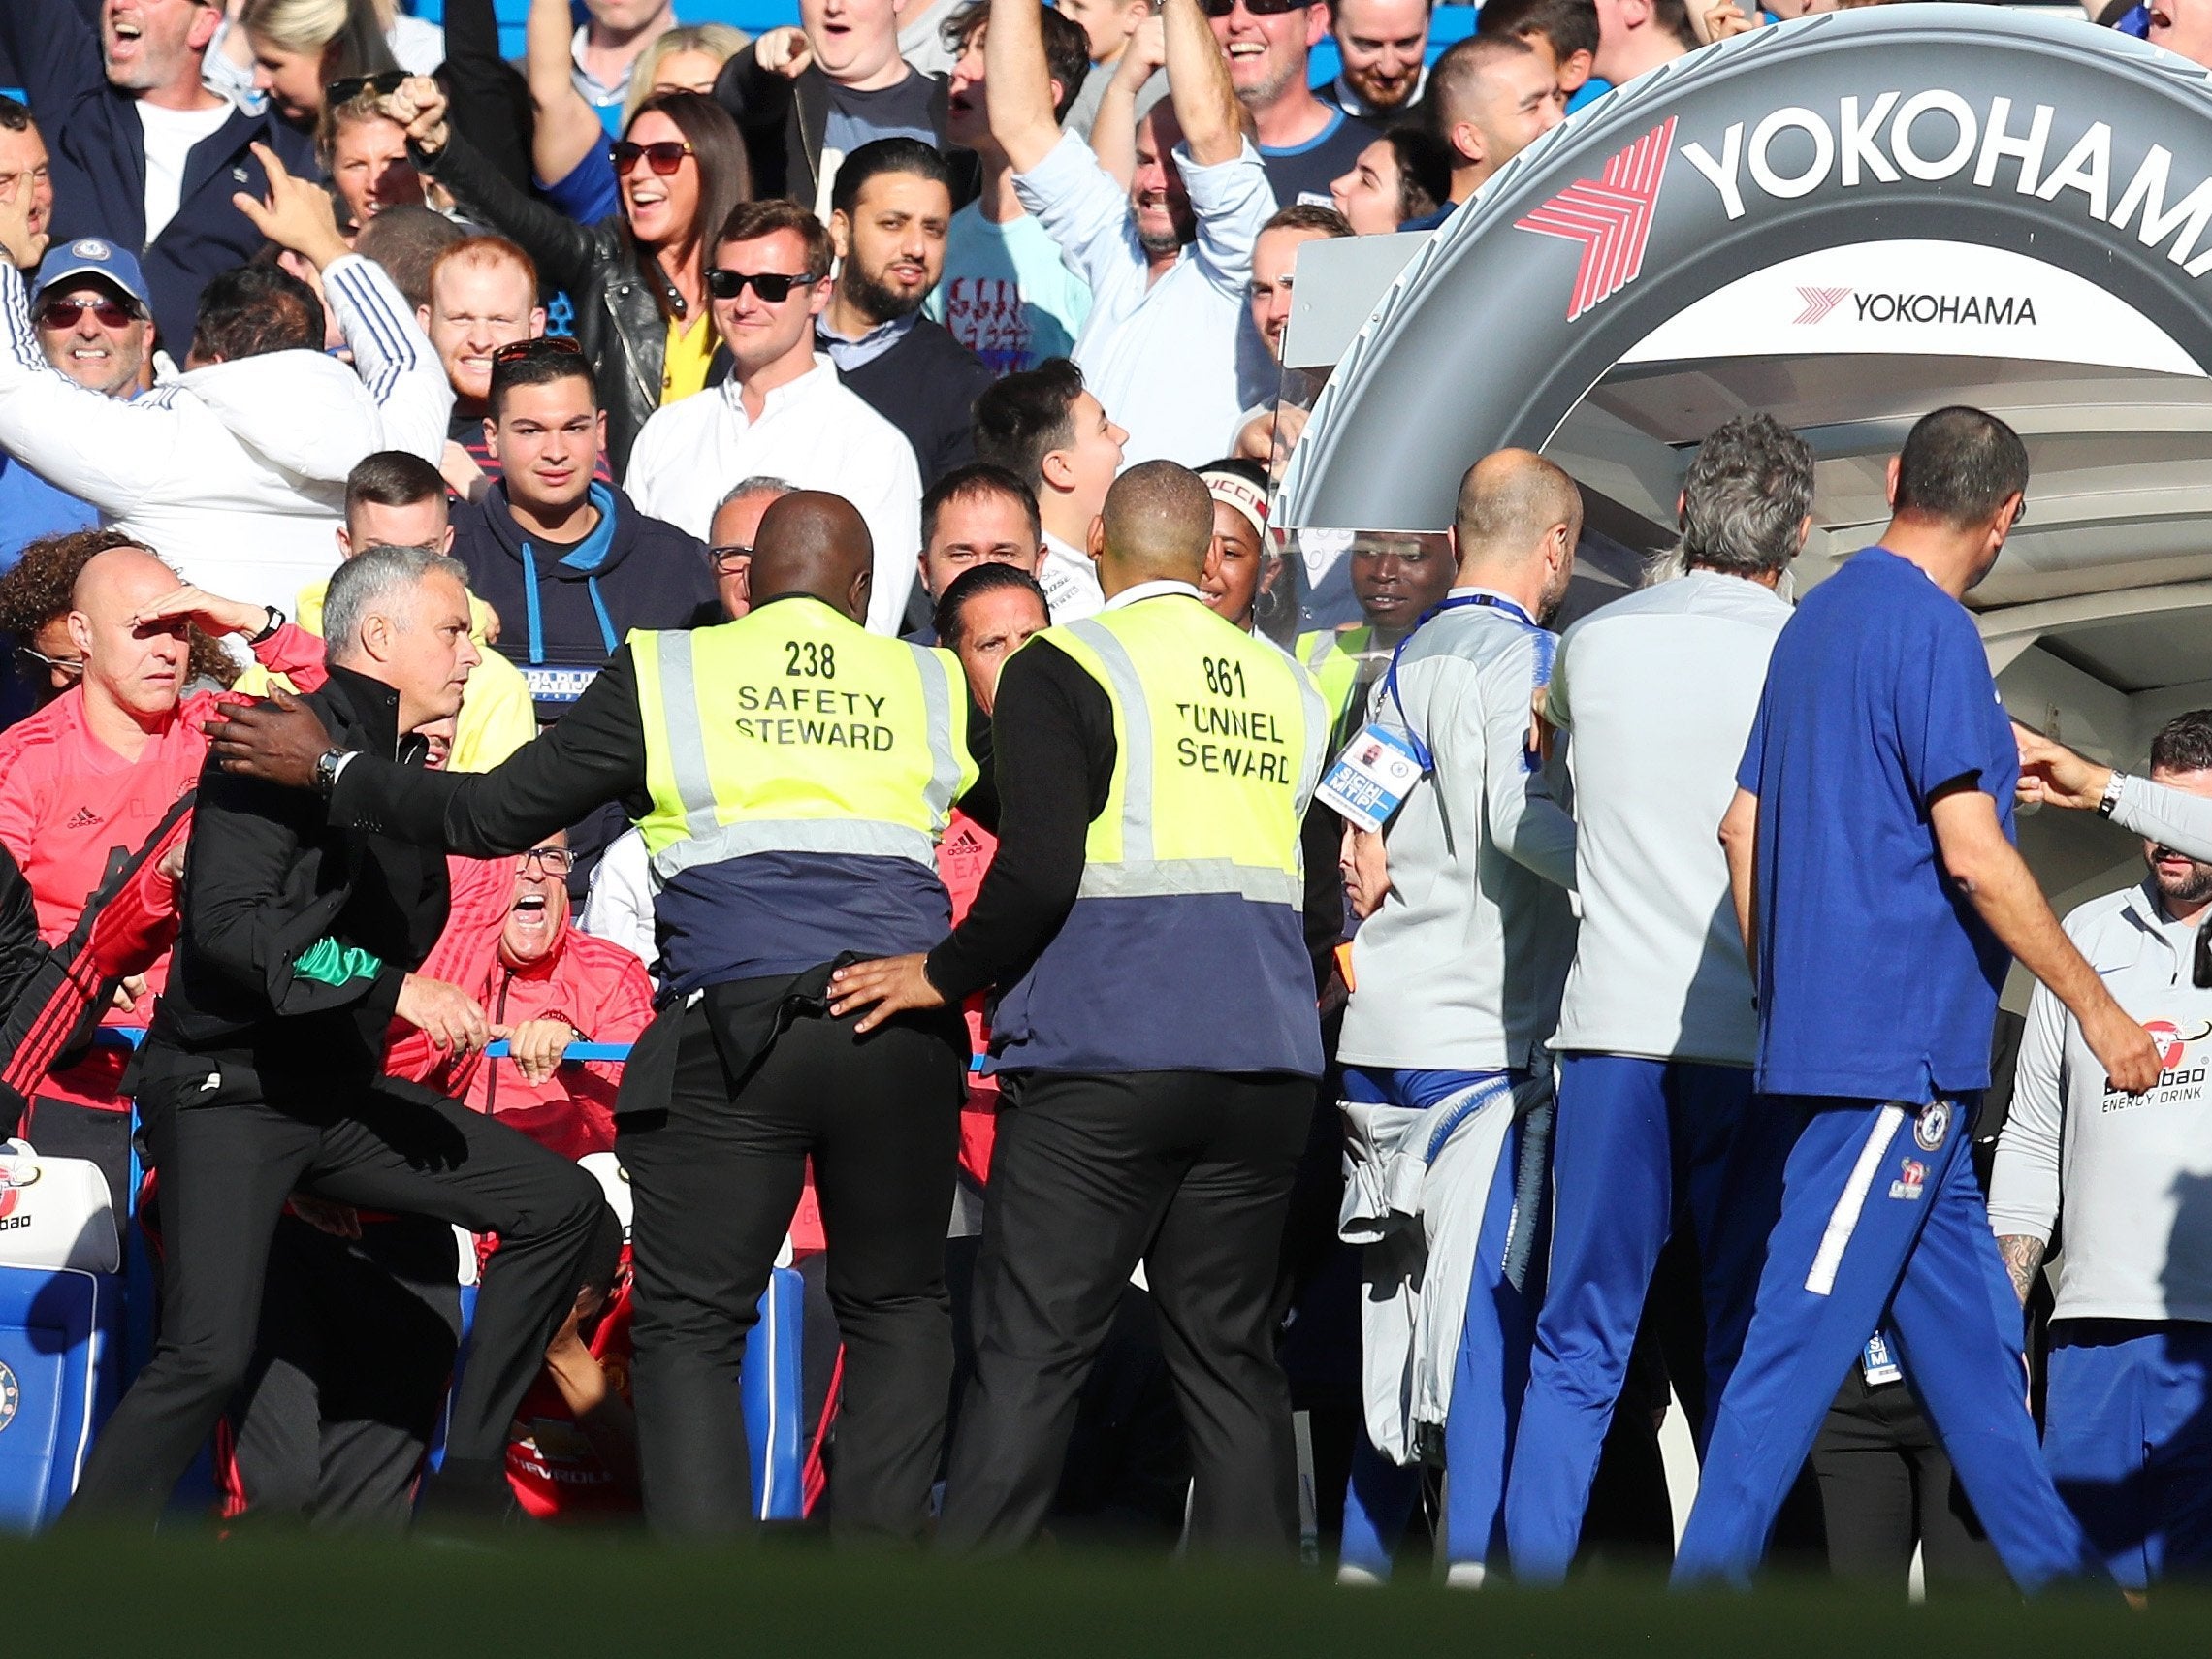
top-left (1163, 0), bottom-right (1243, 167)
top-left (525, 0), bottom-right (611, 189)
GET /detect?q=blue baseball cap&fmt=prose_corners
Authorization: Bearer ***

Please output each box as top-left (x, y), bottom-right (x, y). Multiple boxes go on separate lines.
top-left (32, 238), bottom-right (153, 316)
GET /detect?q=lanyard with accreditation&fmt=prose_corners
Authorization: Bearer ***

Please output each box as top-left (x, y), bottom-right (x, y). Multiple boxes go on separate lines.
top-left (1315, 591), bottom-right (1555, 834)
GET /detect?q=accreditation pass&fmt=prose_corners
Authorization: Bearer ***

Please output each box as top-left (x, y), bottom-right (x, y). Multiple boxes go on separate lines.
top-left (1316, 724), bottom-right (1424, 835)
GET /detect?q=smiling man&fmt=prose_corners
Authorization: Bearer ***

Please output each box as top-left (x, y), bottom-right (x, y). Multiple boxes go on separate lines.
top-left (1209, 0), bottom-right (1376, 207)
top-left (627, 199), bottom-right (924, 633)
top-left (1320, 0), bottom-right (1432, 123)
top-left (817, 138), bottom-right (997, 491)
top-left (418, 237), bottom-right (557, 488)
top-left (0, 0), bottom-right (319, 350)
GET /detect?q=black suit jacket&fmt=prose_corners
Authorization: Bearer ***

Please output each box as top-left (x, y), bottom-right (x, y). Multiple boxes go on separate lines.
top-left (150, 667), bottom-right (449, 1089)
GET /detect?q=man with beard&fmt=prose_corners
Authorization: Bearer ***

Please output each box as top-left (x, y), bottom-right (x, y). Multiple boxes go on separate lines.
top-left (1319, 0), bottom-right (1432, 124)
top-left (815, 139), bottom-right (997, 492)
top-left (1331, 449), bottom-right (1582, 1586)
top-left (983, 0), bottom-right (1273, 467)
top-left (1989, 709), bottom-right (2212, 1589)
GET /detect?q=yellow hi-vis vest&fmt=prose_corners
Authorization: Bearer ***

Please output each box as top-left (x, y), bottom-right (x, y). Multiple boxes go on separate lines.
top-left (991, 592), bottom-right (1330, 1076)
top-left (630, 594), bottom-right (975, 884)
top-left (1294, 623), bottom-right (1374, 732)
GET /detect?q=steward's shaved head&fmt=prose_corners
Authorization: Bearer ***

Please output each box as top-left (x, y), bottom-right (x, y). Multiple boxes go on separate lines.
top-left (749, 491), bottom-right (876, 622)
top-left (1454, 449), bottom-right (1583, 567)
top-left (1099, 461), bottom-right (1215, 586)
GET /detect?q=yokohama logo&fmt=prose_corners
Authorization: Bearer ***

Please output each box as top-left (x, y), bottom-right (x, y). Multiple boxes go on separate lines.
top-left (1793, 285), bottom-right (1851, 323)
top-left (1516, 118), bottom-right (1677, 321)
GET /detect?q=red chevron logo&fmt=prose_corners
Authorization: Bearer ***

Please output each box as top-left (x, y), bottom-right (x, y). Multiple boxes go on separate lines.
top-left (1794, 285), bottom-right (1852, 324)
top-left (1516, 117), bottom-right (1677, 322)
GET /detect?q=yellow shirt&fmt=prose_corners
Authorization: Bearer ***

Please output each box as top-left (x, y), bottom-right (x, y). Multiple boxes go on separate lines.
top-left (266, 578), bottom-right (537, 773)
top-left (660, 312), bottom-right (718, 405)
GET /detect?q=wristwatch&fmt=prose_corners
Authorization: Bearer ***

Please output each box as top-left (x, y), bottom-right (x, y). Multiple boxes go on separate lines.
top-left (313, 747), bottom-right (351, 798)
top-left (248, 605), bottom-right (285, 645)
top-left (2097, 769), bottom-right (2129, 819)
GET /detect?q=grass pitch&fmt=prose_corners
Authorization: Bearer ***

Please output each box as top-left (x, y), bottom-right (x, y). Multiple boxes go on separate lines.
top-left (4, 1529), bottom-right (2205, 1658)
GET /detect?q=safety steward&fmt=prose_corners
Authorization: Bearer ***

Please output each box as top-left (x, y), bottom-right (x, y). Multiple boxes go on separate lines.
top-left (831, 461), bottom-right (1330, 1558)
top-left (204, 491), bottom-right (987, 1545)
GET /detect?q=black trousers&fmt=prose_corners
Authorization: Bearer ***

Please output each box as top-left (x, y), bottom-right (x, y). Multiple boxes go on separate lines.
top-left (223, 1213), bottom-right (463, 1529)
top-left (67, 1050), bottom-right (605, 1524)
top-left (618, 1001), bottom-right (962, 1543)
top-left (1809, 1365), bottom-right (2003, 1588)
top-left (938, 1069), bottom-right (1312, 1558)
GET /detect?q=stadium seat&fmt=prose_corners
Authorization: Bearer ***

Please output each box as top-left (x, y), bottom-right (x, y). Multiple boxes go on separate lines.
top-left (0, 1142), bottom-right (122, 1533)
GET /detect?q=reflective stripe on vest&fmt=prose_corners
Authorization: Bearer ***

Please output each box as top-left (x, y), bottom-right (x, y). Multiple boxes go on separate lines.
top-left (632, 602), bottom-right (973, 884)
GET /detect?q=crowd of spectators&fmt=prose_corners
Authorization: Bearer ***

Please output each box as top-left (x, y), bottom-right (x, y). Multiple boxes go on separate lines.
top-left (0, 0), bottom-right (2203, 1591)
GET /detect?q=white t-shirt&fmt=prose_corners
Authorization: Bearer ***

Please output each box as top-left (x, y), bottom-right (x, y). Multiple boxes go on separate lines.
top-left (137, 99), bottom-right (236, 245)
top-left (1547, 570), bottom-right (1792, 1066)
top-left (1037, 529), bottom-right (1103, 623)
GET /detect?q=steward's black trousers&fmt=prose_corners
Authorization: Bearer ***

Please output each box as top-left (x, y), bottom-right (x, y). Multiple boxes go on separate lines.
top-left (68, 1049), bottom-right (604, 1522)
top-left (938, 1069), bottom-right (1313, 1558)
top-left (618, 998), bottom-right (964, 1542)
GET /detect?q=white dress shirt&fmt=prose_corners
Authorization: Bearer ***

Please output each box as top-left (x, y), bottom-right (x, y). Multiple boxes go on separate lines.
top-left (626, 355), bottom-right (925, 634)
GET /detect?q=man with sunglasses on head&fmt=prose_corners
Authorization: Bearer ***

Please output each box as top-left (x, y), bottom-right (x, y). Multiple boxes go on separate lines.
top-left (628, 199), bottom-right (924, 635)
top-left (0, 0), bottom-right (319, 353)
top-left (455, 336), bottom-right (717, 728)
top-left (983, 0), bottom-right (1273, 469)
top-left (1207, 0), bottom-right (1376, 208)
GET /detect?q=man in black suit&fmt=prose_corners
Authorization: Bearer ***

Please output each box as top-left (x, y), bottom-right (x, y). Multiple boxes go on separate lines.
top-left (66, 543), bottom-right (607, 1526)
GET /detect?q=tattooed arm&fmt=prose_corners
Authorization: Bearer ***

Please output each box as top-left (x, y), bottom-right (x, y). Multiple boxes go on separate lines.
top-left (1996, 1233), bottom-right (2047, 1307)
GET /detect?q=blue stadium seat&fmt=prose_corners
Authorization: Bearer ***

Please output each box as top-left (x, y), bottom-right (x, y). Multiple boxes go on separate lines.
top-left (0, 1267), bottom-right (120, 1532)
top-left (0, 1139), bottom-right (124, 1535)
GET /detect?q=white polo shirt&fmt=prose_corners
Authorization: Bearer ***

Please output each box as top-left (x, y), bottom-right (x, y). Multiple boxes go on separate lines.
top-left (1547, 570), bottom-right (1793, 1066)
top-left (1989, 879), bottom-right (2212, 1324)
top-left (625, 355), bottom-right (924, 634)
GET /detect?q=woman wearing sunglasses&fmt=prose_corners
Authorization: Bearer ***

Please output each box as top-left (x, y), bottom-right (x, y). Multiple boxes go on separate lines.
top-left (222, 0), bottom-right (405, 130)
top-left (382, 75), bottom-right (753, 479)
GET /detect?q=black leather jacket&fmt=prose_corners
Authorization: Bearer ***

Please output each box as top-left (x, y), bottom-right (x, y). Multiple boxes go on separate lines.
top-left (411, 129), bottom-right (671, 478)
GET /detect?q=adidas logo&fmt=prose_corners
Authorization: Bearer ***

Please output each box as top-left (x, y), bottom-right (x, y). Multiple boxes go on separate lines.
top-left (64, 808), bottom-right (103, 829)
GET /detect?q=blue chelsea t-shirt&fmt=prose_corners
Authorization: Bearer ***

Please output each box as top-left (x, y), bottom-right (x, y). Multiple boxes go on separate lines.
top-left (1737, 546), bottom-right (2018, 1103)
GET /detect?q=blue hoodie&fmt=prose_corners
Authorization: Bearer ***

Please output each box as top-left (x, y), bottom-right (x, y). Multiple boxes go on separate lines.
top-left (451, 480), bottom-right (719, 722)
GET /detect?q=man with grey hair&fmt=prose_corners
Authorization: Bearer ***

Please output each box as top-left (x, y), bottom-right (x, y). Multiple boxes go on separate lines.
top-left (69, 540), bottom-right (609, 1528)
top-left (1502, 411), bottom-right (1813, 1581)
top-left (706, 476), bottom-right (797, 622)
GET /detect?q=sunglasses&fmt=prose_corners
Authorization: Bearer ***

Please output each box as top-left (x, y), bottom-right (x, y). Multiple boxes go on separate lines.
top-left (519, 845), bottom-right (576, 876)
top-left (37, 295), bottom-right (140, 330)
top-left (705, 269), bottom-right (817, 303)
top-left (326, 70), bottom-right (409, 102)
top-left (491, 335), bottom-right (586, 366)
top-left (13, 644), bottom-right (84, 682)
top-left (612, 139), bottom-right (696, 176)
top-left (1199, 0), bottom-right (1310, 15)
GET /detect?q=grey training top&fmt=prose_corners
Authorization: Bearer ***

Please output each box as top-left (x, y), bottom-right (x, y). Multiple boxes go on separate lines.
top-left (1548, 571), bottom-right (1791, 1066)
top-left (1338, 590), bottom-right (1577, 1072)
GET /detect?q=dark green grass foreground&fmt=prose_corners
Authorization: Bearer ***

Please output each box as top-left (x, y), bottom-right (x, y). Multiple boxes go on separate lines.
top-left (4, 1529), bottom-right (2206, 1657)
